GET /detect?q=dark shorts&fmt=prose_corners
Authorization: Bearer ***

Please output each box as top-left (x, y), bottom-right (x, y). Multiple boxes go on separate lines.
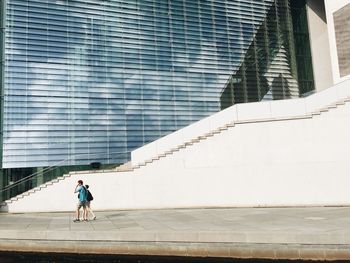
top-left (77, 201), bottom-right (86, 209)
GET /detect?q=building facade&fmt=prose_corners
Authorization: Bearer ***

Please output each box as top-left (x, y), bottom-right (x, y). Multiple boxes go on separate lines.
top-left (1, 0), bottom-right (347, 195)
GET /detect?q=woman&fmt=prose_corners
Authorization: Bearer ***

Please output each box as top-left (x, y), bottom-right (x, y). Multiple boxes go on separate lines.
top-left (85, 185), bottom-right (96, 220)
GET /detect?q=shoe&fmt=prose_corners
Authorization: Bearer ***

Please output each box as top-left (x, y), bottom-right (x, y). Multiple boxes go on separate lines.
top-left (83, 219), bottom-right (88, 222)
top-left (93, 216), bottom-right (96, 220)
top-left (73, 219), bottom-right (80, 222)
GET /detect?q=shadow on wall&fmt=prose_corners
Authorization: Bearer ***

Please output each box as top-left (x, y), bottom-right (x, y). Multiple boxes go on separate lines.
top-left (220, 0), bottom-right (315, 109)
top-left (334, 3), bottom-right (350, 78)
top-left (308, 0), bottom-right (327, 23)
top-left (0, 203), bottom-right (8, 212)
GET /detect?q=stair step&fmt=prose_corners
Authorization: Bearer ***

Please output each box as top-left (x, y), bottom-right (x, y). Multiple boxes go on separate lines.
top-left (120, 168), bottom-right (134, 172)
top-left (336, 101), bottom-right (345, 106)
top-left (170, 148), bottom-right (180, 152)
top-left (116, 167), bottom-right (134, 172)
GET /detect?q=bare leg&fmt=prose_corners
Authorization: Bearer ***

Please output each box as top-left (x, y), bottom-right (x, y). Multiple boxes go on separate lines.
top-left (74, 208), bottom-right (80, 221)
top-left (83, 207), bottom-right (88, 220)
top-left (86, 202), bottom-right (96, 219)
top-left (88, 207), bottom-right (96, 219)
top-left (89, 207), bottom-right (96, 219)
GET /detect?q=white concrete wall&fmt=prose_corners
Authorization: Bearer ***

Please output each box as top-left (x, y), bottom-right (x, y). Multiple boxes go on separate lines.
top-left (4, 79), bottom-right (350, 213)
top-left (306, 0), bottom-right (333, 91)
top-left (324, 0), bottom-right (350, 83)
top-left (325, 0), bottom-right (350, 13)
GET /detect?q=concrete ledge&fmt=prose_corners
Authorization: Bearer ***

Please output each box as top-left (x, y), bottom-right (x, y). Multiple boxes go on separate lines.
top-left (1, 230), bottom-right (349, 245)
top-left (2, 240), bottom-right (350, 261)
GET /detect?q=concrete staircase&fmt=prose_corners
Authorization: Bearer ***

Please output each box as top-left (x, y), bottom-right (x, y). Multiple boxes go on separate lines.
top-left (3, 96), bottom-right (350, 207)
top-left (131, 122), bottom-right (236, 169)
top-left (4, 174), bottom-right (71, 204)
top-left (130, 96), bottom-right (350, 170)
top-left (2, 162), bottom-right (133, 206)
top-left (2, 79), bottom-right (350, 211)
top-left (2, 120), bottom-right (238, 206)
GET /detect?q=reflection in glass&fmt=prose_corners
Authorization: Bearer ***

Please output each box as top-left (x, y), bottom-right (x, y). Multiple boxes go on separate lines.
top-left (220, 0), bottom-right (314, 109)
top-left (2, 0), bottom-right (314, 170)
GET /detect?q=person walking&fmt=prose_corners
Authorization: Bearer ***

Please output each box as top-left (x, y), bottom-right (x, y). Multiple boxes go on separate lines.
top-left (85, 185), bottom-right (96, 220)
top-left (73, 180), bottom-right (88, 222)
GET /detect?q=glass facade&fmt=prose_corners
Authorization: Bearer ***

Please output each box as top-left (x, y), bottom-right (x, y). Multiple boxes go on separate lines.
top-left (220, 0), bottom-right (314, 108)
top-left (290, 0), bottom-right (315, 95)
top-left (1, 0), bottom-right (314, 169)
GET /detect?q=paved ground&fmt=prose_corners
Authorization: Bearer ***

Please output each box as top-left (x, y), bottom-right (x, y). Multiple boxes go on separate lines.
top-left (1, 207), bottom-right (350, 260)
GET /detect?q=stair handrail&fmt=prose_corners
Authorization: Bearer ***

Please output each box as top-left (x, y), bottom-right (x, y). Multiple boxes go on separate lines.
top-left (1, 159), bottom-right (70, 193)
top-left (0, 150), bottom-right (132, 195)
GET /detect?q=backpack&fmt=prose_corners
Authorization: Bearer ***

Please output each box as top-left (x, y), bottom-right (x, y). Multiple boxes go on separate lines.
top-left (87, 190), bottom-right (94, 201)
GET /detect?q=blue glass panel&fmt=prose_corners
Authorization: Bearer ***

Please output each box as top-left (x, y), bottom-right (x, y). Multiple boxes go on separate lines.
top-left (2, 0), bottom-right (310, 169)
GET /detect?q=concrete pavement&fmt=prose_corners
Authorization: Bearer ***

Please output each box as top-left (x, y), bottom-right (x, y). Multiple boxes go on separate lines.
top-left (1, 206), bottom-right (350, 260)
